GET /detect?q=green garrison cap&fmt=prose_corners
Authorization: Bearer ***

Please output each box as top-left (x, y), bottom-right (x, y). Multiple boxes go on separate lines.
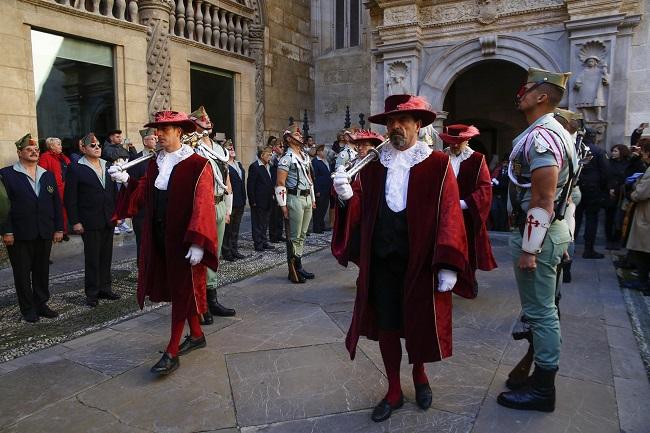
top-left (139, 128), bottom-right (156, 138)
top-left (553, 108), bottom-right (578, 123)
top-left (189, 106), bottom-right (212, 129)
top-left (527, 67), bottom-right (571, 90)
top-left (15, 133), bottom-right (36, 150)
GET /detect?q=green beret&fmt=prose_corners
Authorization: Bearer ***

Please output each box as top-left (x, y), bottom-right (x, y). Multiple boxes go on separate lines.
top-left (139, 128), bottom-right (156, 138)
top-left (15, 133), bottom-right (35, 150)
top-left (527, 67), bottom-right (571, 91)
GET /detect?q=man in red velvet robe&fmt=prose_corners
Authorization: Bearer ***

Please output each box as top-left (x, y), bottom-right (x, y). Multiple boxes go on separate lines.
top-left (441, 124), bottom-right (497, 297)
top-left (332, 94), bottom-right (469, 422)
top-left (109, 111), bottom-right (218, 375)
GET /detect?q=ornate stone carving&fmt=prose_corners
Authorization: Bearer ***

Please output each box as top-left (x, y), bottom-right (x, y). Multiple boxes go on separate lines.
top-left (479, 35), bottom-right (498, 55)
top-left (384, 5), bottom-right (417, 26)
top-left (419, 0), bottom-right (564, 26)
top-left (573, 40), bottom-right (609, 122)
top-left (386, 61), bottom-right (410, 95)
top-left (139, 0), bottom-right (173, 116)
top-left (477, 0), bottom-right (498, 25)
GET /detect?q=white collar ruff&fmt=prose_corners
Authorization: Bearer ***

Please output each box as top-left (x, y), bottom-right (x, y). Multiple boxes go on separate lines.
top-left (155, 144), bottom-right (194, 190)
top-left (444, 146), bottom-right (474, 176)
top-left (380, 140), bottom-right (432, 212)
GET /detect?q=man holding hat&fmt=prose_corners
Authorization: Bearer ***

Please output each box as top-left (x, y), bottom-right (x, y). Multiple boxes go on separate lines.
top-left (441, 124), bottom-right (497, 297)
top-left (189, 106), bottom-right (236, 320)
top-left (332, 94), bottom-right (469, 422)
top-left (109, 110), bottom-right (219, 375)
top-left (498, 67), bottom-right (576, 412)
top-left (275, 129), bottom-right (316, 283)
top-left (1, 134), bottom-right (64, 322)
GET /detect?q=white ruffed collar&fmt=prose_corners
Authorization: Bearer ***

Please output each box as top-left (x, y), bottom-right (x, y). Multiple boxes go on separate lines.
top-left (444, 146), bottom-right (474, 176)
top-left (380, 140), bottom-right (432, 212)
top-left (155, 144), bottom-right (194, 190)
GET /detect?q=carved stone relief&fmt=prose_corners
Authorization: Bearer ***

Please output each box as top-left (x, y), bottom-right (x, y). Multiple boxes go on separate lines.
top-left (386, 61), bottom-right (411, 95)
top-left (384, 4), bottom-right (418, 26)
top-left (249, 0), bottom-right (265, 145)
top-left (573, 40), bottom-right (609, 122)
top-left (418, 0), bottom-right (564, 26)
top-left (139, 1), bottom-right (173, 116)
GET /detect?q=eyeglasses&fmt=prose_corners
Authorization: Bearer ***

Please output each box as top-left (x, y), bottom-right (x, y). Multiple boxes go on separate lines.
top-left (84, 143), bottom-right (101, 149)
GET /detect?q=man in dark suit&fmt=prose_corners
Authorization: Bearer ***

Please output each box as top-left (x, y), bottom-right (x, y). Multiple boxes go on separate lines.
top-left (1, 133), bottom-right (64, 322)
top-left (269, 139), bottom-right (285, 243)
top-left (247, 145), bottom-right (275, 251)
top-left (311, 144), bottom-right (332, 233)
top-left (222, 143), bottom-right (246, 260)
top-left (65, 133), bottom-right (119, 308)
top-left (127, 128), bottom-right (158, 261)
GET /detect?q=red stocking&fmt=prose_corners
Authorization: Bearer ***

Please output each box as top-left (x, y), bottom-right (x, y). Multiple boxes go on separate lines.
top-left (166, 318), bottom-right (185, 357)
top-left (188, 314), bottom-right (203, 339)
top-left (412, 362), bottom-right (428, 386)
top-left (378, 330), bottom-right (402, 405)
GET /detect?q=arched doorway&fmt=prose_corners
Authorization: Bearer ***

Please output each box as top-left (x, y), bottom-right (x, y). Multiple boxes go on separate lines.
top-left (443, 60), bottom-right (527, 168)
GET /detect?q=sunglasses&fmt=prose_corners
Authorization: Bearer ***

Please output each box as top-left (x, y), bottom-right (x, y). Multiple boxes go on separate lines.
top-left (84, 143), bottom-right (101, 149)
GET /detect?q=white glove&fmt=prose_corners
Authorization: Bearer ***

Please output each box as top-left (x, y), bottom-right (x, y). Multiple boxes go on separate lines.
top-left (108, 165), bottom-right (129, 183)
top-left (460, 200), bottom-right (468, 210)
top-left (491, 178), bottom-right (499, 186)
top-left (437, 269), bottom-right (457, 292)
top-left (333, 167), bottom-right (353, 201)
top-left (184, 244), bottom-right (204, 266)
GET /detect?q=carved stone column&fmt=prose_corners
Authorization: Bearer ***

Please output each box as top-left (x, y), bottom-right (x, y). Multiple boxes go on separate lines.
top-left (139, 0), bottom-right (173, 117)
top-left (249, 24), bottom-right (265, 145)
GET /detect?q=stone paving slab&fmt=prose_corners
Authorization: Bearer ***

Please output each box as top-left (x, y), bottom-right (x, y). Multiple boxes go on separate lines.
top-left (0, 359), bottom-right (108, 429)
top-left (227, 343), bottom-right (387, 426)
top-left (240, 407), bottom-right (474, 433)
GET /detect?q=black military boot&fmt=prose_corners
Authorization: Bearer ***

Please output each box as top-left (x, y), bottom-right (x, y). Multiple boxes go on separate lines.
top-left (287, 256), bottom-right (306, 284)
top-left (200, 310), bottom-right (213, 325)
top-left (295, 256), bottom-right (314, 279)
top-left (497, 364), bottom-right (557, 412)
top-left (207, 288), bottom-right (236, 317)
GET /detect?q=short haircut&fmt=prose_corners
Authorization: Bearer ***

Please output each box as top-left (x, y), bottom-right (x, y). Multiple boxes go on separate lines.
top-left (537, 83), bottom-right (564, 107)
top-left (45, 137), bottom-right (61, 148)
top-left (267, 136), bottom-right (277, 146)
top-left (257, 145), bottom-right (272, 158)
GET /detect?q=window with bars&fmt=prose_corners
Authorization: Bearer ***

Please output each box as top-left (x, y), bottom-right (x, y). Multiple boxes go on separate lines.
top-left (335, 0), bottom-right (361, 49)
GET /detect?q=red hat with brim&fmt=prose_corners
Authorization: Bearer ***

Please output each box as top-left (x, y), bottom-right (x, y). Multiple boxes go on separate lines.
top-left (144, 111), bottom-right (197, 133)
top-left (439, 124), bottom-right (480, 145)
top-left (350, 130), bottom-right (384, 146)
top-left (368, 94), bottom-right (436, 127)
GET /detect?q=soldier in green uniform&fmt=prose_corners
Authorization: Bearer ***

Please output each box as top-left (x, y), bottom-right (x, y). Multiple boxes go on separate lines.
top-left (275, 129), bottom-right (316, 283)
top-left (497, 68), bottom-right (576, 413)
top-left (189, 107), bottom-right (236, 321)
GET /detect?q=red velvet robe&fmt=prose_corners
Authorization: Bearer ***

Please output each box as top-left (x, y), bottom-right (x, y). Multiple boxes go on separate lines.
top-left (333, 152), bottom-right (469, 364)
top-left (456, 152), bottom-right (497, 296)
top-left (120, 154), bottom-right (218, 322)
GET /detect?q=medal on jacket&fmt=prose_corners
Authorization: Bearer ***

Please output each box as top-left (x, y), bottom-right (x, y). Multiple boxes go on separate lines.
top-left (47, 185), bottom-right (54, 193)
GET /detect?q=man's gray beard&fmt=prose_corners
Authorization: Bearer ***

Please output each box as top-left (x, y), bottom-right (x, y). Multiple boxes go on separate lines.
top-left (390, 134), bottom-right (406, 149)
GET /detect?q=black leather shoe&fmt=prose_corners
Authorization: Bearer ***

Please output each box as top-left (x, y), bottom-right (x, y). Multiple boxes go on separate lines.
top-left (415, 383), bottom-right (432, 409)
top-left (207, 289), bottom-right (236, 317)
top-left (150, 352), bottom-right (179, 375)
top-left (371, 394), bottom-right (404, 422)
top-left (98, 291), bottom-right (121, 300)
top-left (23, 311), bottom-right (40, 323)
top-left (263, 243), bottom-right (275, 250)
top-left (222, 254), bottom-right (235, 262)
top-left (254, 247), bottom-right (264, 252)
top-left (37, 305), bottom-right (59, 319)
top-left (295, 257), bottom-right (314, 279)
top-left (85, 298), bottom-right (98, 308)
top-left (583, 249), bottom-right (605, 259)
top-left (497, 365), bottom-right (557, 412)
top-left (200, 311), bottom-right (213, 325)
top-left (178, 334), bottom-right (206, 356)
top-left (233, 252), bottom-right (246, 259)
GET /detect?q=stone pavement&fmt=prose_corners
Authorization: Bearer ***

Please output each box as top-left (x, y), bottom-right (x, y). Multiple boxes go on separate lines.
top-left (1, 233), bottom-right (649, 433)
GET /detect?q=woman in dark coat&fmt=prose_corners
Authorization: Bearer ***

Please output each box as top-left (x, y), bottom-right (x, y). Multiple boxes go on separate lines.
top-left (605, 144), bottom-right (631, 249)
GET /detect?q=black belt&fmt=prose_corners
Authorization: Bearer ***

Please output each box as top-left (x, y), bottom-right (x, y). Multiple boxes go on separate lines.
top-left (287, 188), bottom-right (310, 197)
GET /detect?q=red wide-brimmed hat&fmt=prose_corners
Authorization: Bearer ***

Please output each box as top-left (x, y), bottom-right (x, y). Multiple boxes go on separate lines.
top-left (350, 129), bottom-right (384, 146)
top-left (144, 111), bottom-right (197, 133)
top-left (439, 124), bottom-right (480, 145)
top-left (368, 94), bottom-right (436, 127)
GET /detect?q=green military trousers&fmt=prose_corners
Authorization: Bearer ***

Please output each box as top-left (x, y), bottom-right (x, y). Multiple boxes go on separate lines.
top-left (207, 200), bottom-right (227, 288)
top-left (510, 220), bottom-right (570, 370)
top-left (287, 194), bottom-right (312, 257)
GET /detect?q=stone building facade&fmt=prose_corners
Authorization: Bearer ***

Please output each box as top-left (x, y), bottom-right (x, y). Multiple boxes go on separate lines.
top-left (0, 0), bottom-right (314, 167)
top-left (311, 0), bottom-right (650, 163)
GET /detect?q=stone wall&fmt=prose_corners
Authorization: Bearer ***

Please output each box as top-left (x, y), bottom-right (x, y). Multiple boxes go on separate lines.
top-left (629, 0), bottom-right (650, 138)
top-left (264, 0), bottom-right (314, 143)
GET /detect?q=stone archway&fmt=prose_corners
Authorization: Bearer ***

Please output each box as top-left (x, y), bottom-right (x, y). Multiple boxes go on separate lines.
top-left (419, 34), bottom-right (562, 110)
top-left (442, 60), bottom-right (527, 166)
